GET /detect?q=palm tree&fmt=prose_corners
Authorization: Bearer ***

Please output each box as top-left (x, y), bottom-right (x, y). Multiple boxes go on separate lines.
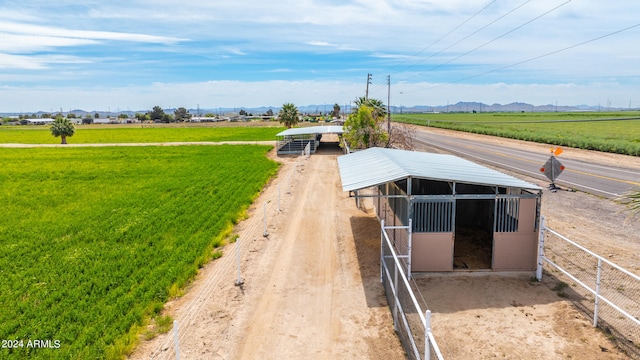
top-left (50, 117), bottom-right (75, 144)
top-left (354, 97), bottom-right (386, 119)
top-left (278, 103), bottom-right (300, 128)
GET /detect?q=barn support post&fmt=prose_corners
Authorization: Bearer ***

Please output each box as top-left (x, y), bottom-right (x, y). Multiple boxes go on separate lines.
top-left (393, 263), bottom-right (399, 331)
top-left (407, 218), bottom-right (413, 279)
top-left (536, 216), bottom-right (546, 281)
top-left (380, 219), bottom-right (385, 283)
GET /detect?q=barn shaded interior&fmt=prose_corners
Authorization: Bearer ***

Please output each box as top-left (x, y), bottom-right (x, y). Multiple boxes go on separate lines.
top-left (454, 198), bottom-right (494, 269)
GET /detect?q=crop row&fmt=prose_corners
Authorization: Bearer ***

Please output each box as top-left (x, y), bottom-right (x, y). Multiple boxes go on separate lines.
top-left (394, 112), bottom-right (640, 156)
top-left (0, 145), bottom-right (279, 359)
top-left (0, 125), bottom-right (285, 144)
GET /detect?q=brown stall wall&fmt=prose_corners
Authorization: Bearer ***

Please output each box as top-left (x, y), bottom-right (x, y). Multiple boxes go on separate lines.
top-left (493, 198), bottom-right (539, 271)
top-left (412, 233), bottom-right (454, 272)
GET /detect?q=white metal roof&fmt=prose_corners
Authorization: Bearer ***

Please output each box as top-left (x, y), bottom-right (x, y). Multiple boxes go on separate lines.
top-left (338, 147), bottom-right (541, 192)
top-left (276, 125), bottom-right (344, 137)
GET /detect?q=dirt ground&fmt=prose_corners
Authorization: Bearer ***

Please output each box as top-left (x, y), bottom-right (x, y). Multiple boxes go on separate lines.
top-left (129, 129), bottom-right (640, 360)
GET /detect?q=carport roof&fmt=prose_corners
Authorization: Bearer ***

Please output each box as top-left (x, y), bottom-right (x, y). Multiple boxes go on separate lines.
top-left (276, 125), bottom-right (344, 137)
top-left (338, 147), bottom-right (541, 192)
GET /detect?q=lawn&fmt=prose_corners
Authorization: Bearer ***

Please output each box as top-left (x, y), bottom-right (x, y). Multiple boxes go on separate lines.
top-left (394, 112), bottom-right (640, 156)
top-left (0, 145), bottom-right (279, 359)
top-left (0, 125), bottom-right (285, 144)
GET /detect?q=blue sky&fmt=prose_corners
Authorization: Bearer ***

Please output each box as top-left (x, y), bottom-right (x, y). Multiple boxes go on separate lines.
top-left (1, 0), bottom-right (639, 112)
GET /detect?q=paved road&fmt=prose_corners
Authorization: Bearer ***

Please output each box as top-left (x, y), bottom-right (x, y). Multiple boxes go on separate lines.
top-left (412, 129), bottom-right (640, 198)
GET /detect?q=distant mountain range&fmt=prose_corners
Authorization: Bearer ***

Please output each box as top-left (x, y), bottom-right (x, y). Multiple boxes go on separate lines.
top-left (2, 102), bottom-right (635, 118)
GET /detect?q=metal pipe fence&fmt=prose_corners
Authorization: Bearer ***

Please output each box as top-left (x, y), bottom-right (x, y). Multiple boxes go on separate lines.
top-left (538, 216), bottom-right (640, 357)
top-left (381, 219), bottom-right (444, 360)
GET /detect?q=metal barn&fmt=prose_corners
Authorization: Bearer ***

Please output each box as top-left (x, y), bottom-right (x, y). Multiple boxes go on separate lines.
top-left (338, 147), bottom-right (542, 274)
top-left (276, 126), bottom-right (344, 155)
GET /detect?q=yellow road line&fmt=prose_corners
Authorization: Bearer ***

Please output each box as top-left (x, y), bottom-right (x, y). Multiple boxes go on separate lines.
top-left (457, 142), bottom-right (640, 187)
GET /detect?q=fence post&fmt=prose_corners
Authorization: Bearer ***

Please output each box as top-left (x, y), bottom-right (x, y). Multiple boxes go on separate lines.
top-left (393, 260), bottom-right (399, 331)
top-left (594, 258), bottom-right (602, 327)
top-left (536, 216), bottom-right (546, 281)
top-left (173, 320), bottom-right (180, 360)
top-left (381, 219), bottom-right (385, 283)
top-left (263, 202), bottom-right (269, 237)
top-left (425, 310), bottom-right (432, 360)
top-left (407, 219), bottom-right (413, 280)
top-left (235, 237), bottom-right (243, 286)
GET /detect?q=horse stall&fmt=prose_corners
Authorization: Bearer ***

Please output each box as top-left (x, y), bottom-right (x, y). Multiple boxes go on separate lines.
top-left (276, 125), bottom-right (344, 155)
top-left (338, 147), bottom-right (542, 275)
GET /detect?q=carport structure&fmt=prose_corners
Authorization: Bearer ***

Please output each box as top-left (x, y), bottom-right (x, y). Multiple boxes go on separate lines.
top-left (338, 147), bottom-right (543, 274)
top-left (276, 125), bottom-right (344, 155)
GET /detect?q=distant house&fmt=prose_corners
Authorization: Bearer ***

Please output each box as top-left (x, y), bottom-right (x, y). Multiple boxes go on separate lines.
top-left (189, 116), bottom-right (225, 123)
top-left (25, 118), bottom-right (55, 125)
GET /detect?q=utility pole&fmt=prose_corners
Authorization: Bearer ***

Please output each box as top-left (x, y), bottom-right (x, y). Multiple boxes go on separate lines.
top-left (365, 73), bottom-right (372, 100)
top-left (387, 75), bottom-right (391, 132)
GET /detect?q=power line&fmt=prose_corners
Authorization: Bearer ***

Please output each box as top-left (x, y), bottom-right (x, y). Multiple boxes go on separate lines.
top-left (395, 0), bottom-right (498, 73)
top-left (399, 0), bottom-right (531, 74)
top-left (370, 0), bottom-right (557, 96)
top-left (368, 0), bottom-right (499, 92)
top-left (419, 0), bottom-right (572, 76)
top-left (406, 21), bottom-right (640, 94)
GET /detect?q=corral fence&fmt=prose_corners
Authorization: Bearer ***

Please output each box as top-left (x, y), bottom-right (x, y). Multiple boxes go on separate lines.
top-left (537, 216), bottom-right (640, 358)
top-left (381, 212), bottom-right (640, 359)
top-left (381, 219), bottom-right (444, 360)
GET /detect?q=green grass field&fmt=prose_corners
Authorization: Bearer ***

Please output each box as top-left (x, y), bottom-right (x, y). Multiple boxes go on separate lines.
top-left (394, 112), bottom-right (640, 156)
top-left (0, 125), bottom-right (285, 144)
top-left (0, 145), bottom-right (279, 359)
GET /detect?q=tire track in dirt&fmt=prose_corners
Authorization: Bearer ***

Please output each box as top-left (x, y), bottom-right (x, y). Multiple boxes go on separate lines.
top-left (235, 154), bottom-right (340, 358)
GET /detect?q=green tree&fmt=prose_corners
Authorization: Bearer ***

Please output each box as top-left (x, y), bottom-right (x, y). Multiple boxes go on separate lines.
top-left (278, 103), bottom-right (300, 128)
top-left (343, 105), bottom-right (388, 149)
top-left (332, 103), bottom-right (341, 118)
top-left (94, 112), bottom-right (100, 119)
top-left (174, 107), bottom-right (191, 122)
top-left (149, 106), bottom-right (165, 122)
top-left (50, 117), bottom-right (76, 144)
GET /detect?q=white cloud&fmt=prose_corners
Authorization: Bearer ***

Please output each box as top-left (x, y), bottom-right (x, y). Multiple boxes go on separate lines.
top-left (307, 41), bottom-right (333, 47)
top-left (1, 1), bottom-right (640, 111)
top-left (1, 79), bottom-right (639, 113)
top-left (1, 21), bottom-right (185, 44)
